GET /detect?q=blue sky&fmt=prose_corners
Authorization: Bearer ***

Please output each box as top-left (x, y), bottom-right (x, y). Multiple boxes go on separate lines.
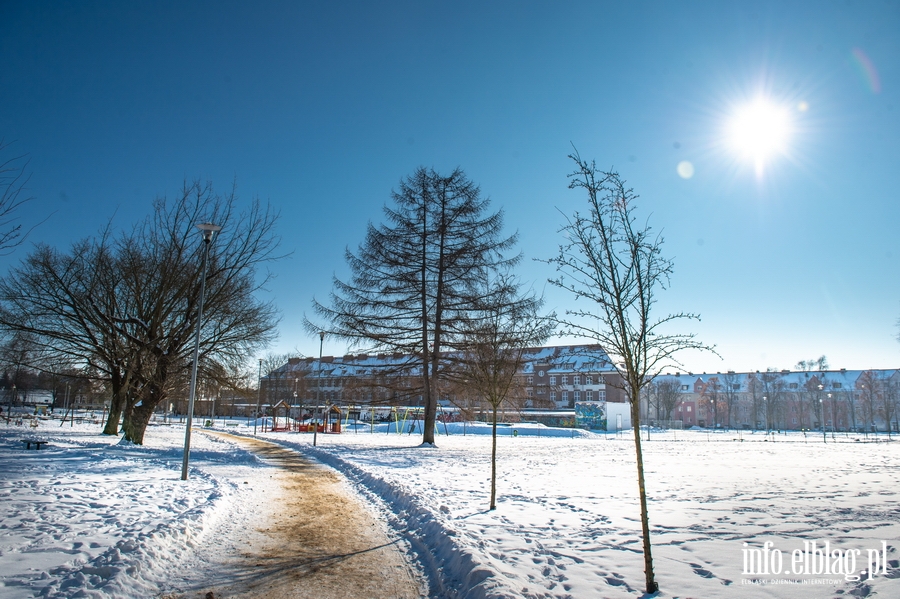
top-left (1, 1), bottom-right (898, 373)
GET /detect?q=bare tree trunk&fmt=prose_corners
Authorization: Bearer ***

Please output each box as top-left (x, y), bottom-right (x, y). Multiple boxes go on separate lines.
top-left (631, 387), bottom-right (658, 594)
top-left (490, 405), bottom-right (498, 510)
top-left (102, 373), bottom-right (127, 436)
top-left (122, 398), bottom-right (157, 445)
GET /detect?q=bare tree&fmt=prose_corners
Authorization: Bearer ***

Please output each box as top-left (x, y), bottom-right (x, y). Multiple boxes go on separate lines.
top-left (0, 181), bottom-right (281, 443)
top-left (308, 167), bottom-right (518, 446)
top-left (759, 370), bottom-right (786, 432)
top-left (857, 370), bottom-right (881, 435)
top-left (795, 358), bottom-right (828, 432)
top-left (747, 373), bottom-right (764, 430)
top-left (543, 151), bottom-right (714, 594)
top-left (446, 272), bottom-right (553, 510)
top-left (721, 372), bottom-right (741, 429)
top-left (701, 377), bottom-right (723, 429)
top-left (652, 378), bottom-right (681, 423)
top-left (884, 375), bottom-right (900, 437)
top-left (0, 141), bottom-right (37, 253)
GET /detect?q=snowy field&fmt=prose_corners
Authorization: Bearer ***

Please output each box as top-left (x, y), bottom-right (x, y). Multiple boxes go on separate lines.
top-left (0, 420), bottom-right (279, 599)
top-left (2, 417), bottom-right (899, 599)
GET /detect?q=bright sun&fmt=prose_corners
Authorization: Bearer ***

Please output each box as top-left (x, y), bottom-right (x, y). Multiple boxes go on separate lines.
top-left (727, 98), bottom-right (791, 172)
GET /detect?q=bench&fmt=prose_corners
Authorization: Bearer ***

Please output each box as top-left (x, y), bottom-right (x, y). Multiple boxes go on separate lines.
top-left (22, 439), bottom-right (48, 450)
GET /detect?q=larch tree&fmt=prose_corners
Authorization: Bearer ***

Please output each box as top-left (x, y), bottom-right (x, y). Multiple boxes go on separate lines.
top-left (543, 150), bottom-right (714, 594)
top-left (308, 167), bottom-right (518, 446)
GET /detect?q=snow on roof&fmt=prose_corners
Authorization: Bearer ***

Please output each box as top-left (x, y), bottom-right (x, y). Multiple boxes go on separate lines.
top-left (653, 369), bottom-right (898, 392)
top-left (271, 344), bottom-right (616, 378)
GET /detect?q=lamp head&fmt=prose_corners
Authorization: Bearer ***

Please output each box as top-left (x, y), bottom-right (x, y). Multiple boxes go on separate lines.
top-left (196, 222), bottom-right (222, 242)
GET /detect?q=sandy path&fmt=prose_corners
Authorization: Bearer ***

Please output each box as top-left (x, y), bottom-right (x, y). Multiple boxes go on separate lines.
top-left (166, 433), bottom-right (424, 599)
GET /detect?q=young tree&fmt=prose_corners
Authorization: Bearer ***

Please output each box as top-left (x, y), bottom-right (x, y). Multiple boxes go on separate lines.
top-left (721, 371), bottom-right (741, 429)
top-left (795, 358), bottom-right (828, 432)
top-left (701, 377), bottom-right (723, 429)
top-left (308, 167), bottom-right (518, 445)
top-left (543, 151), bottom-right (714, 593)
top-left (447, 273), bottom-right (553, 510)
top-left (759, 370), bottom-right (786, 432)
top-left (884, 375), bottom-right (899, 437)
top-left (650, 378), bottom-right (681, 424)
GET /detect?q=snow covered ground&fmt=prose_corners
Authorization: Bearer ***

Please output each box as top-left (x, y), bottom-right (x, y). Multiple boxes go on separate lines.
top-left (0, 419), bottom-right (274, 599)
top-left (2, 417), bottom-right (899, 598)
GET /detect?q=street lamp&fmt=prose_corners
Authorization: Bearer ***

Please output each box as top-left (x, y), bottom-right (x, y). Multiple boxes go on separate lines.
top-left (819, 398), bottom-right (826, 443)
top-left (313, 331), bottom-right (324, 446)
top-left (254, 358), bottom-right (263, 435)
top-left (827, 392), bottom-right (835, 440)
top-left (817, 384), bottom-right (826, 444)
top-left (181, 222), bottom-right (222, 481)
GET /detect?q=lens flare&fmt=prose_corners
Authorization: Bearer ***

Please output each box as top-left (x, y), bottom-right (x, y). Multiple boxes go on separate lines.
top-left (677, 160), bottom-right (695, 179)
top-left (727, 99), bottom-right (792, 176)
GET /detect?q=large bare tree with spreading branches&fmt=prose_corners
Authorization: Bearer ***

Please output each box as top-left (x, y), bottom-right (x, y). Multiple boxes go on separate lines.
top-left (0, 140), bottom-right (37, 253)
top-left (0, 181), bottom-right (281, 443)
top-left (543, 150), bottom-right (714, 594)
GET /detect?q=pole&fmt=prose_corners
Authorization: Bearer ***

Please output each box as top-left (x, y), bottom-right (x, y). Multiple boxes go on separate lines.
top-left (181, 223), bottom-right (221, 481)
top-left (314, 331), bottom-right (324, 446)
top-left (254, 358), bottom-right (263, 434)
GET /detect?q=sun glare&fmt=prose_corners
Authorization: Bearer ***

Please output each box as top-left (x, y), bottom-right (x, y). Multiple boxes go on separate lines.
top-left (727, 99), bottom-right (792, 174)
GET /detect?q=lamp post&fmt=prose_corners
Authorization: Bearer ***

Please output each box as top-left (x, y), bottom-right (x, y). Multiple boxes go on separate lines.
top-left (254, 358), bottom-right (263, 435)
top-left (181, 222), bottom-right (222, 481)
top-left (314, 331), bottom-right (324, 446)
top-left (819, 398), bottom-right (826, 443)
top-left (828, 392), bottom-right (835, 440)
top-left (817, 384), bottom-right (826, 444)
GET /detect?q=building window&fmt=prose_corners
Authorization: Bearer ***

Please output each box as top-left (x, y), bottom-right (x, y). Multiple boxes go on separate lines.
top-left (732, 384), bottom-right (740, 390)
top-left (687, 405), bottom-right (692, 412)
top-left (574, 391), bottom-right (581, 401)
top-left (538, 370), bottom-right (545, 377)
top-left (526, 376), bottom-right (533, 384)
top-left (562, 391), bottom-right (568, 402)
top-left (833, 383), bottom-right (842, 389)
top-left (573, 375), bottom-right (580, 385)
top-left (586, 390), bottom-right (593, 401)
top-left (598, 390), bottom-right (606, 401)
top-left (585, 375), bottom-right (593, 385)
top-left (789, 383), bottom-right (798, 389)
top-left (537, 388), bottom-right (545, 395)
top-left (561, 375), bottom-right (568, 385)
top-left (549, 391), bottom-right (556, 401)
top-left (681, 385), bottom-right (689, 391)
top-left (549, 376), bottom-right (557, 385)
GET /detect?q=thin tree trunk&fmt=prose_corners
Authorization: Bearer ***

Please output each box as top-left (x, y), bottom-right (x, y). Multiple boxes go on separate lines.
top-left (631, 387), bottom-right (658, 594)
top-left (490, 405), bottom-right (498, 510)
